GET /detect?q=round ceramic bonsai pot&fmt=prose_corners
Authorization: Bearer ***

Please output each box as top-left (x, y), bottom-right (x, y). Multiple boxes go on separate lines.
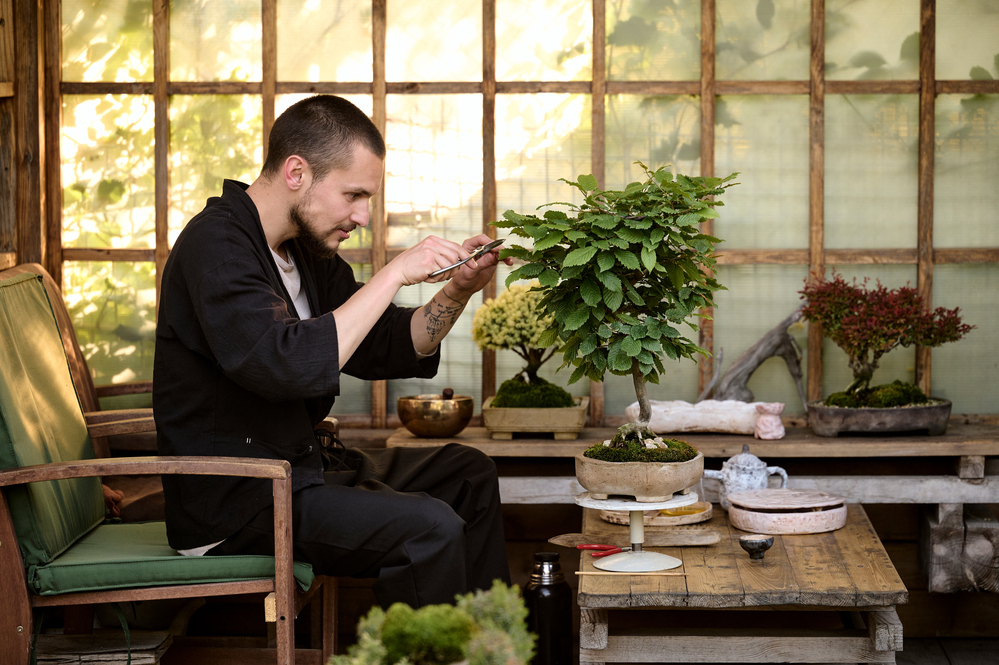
top-left (807, 399), bottom-right (952, 437)
top-left (575, 451), bottom-right (704, 502)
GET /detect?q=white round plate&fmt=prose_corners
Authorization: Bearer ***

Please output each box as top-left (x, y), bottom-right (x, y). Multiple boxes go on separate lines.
top-left (593, 550), bottom-right (684, 572)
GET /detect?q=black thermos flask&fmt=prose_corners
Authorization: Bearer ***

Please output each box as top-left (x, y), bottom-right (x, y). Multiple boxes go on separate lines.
top-left (523, 551), bottom-right (572, 665)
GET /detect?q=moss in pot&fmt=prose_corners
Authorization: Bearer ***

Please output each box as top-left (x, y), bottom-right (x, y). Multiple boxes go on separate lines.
top-left (495, 164), bottom-right (738, 498)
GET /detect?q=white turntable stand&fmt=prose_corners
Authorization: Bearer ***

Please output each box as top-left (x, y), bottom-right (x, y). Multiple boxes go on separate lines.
top-left (574, 491), bottom-right (699, 572)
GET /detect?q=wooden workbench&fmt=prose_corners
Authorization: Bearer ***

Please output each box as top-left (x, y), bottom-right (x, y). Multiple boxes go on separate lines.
top-left (576, 504), bottom-right (907, 663)
top-left (386, 422), bottom-right (999, 505)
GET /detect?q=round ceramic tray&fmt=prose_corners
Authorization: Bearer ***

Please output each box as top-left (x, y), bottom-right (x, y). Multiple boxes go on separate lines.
top-left (726, 488), bottom-right (847, 535)
top-left (600, 501), bottom-right (712, 526)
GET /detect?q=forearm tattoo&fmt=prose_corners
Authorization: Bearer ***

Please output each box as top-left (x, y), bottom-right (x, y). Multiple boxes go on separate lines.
top-left (422, 291), bottom-right (465, 343)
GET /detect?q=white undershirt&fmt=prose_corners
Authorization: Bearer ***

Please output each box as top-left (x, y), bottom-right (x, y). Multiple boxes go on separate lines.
top-left (270, 246), bottom-right (313, 320)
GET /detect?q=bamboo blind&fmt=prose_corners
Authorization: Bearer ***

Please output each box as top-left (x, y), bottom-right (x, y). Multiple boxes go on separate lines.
top-left (32, 0), bottom-right (999, 427)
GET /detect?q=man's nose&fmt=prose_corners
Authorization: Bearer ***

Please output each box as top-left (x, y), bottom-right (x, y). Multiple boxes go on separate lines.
top-left (351, 203), bottom-right (370, 228)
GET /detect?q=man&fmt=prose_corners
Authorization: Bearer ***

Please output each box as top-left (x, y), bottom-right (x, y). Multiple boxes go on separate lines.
top-left (153, 94), bottom-right (511, 609)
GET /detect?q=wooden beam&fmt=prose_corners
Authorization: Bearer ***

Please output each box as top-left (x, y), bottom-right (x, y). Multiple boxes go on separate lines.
top-left (481, 0), bottom-right (497, 404)
top-left (15, 0), bottom-right (44, 265)
top-left (915, 0), bottom-right (935, 395)
top-left (261, 0), bottom-right (276, 155)
top-left (0, 0), bottom-right (13, 257)
top-left (154, 0), bottom-right (170, 296)
top-left (697, 0), bottom-right (716, 397)
top-left (806, 0), bottom-right (826, 403)
top-left (371, 0), bottom-right (387, 429)
top-left (42, 0), bottom-right (60, 282)
top-left (589, 0), bottom-right (606, 427)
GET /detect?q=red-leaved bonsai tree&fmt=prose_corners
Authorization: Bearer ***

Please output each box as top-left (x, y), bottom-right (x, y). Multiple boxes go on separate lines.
top-left (799, 272), bottom-right (974, 399)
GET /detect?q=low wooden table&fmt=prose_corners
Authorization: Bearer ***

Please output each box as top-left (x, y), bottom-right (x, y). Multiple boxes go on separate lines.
top-left (576, 503), bottom-right (908, 663)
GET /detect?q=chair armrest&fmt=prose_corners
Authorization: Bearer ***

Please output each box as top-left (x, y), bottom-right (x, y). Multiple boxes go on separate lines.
top-left (85, 409), bottom-right (155, 438)
top-left (314, 416), bottom-right (339, 438)
top-left (93, 381), bottom-right (153, 399)
top-left (0, 456), bottom-right (290, 487)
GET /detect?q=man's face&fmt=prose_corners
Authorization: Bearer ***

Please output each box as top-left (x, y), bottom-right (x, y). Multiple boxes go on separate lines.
top-left (289, 144), bottom-right (383, 258)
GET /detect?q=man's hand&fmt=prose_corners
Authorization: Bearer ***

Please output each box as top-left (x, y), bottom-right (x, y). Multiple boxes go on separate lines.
top-left (103, 484), bottom-right (125, 518)
top-left (387, 235), bottom-right (470, 287)
top-left (441, 234), bottom-right (511, 297)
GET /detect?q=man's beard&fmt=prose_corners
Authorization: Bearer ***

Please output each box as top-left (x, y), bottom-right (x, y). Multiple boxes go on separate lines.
top-left (289, 203), bottom-right (341, 259)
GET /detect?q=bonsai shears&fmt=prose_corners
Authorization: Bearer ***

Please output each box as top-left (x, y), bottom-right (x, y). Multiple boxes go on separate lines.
top-left (429, 238), bottom-right (505, 277)
top-left (577, 543), bottom-right (632, 558)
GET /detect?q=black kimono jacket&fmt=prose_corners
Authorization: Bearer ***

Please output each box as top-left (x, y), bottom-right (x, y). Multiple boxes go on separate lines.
top-left (153, 180), bottom-right (440, 550)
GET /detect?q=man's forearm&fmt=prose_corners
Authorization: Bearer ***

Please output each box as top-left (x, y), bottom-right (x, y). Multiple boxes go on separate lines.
top-left (411, 285), bottom-right (470, 354)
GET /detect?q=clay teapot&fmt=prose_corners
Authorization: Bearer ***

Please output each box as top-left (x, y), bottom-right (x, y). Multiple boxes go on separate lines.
top-left (703, 444), bottom-right (787, 510)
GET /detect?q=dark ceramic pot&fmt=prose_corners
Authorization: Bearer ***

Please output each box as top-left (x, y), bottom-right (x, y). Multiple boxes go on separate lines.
top-left (807, 399), bottom-right (952, 437)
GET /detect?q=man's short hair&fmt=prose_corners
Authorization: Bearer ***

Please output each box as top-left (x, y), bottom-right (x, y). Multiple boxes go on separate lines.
top-left (261, 95), bottom-right (386, 181)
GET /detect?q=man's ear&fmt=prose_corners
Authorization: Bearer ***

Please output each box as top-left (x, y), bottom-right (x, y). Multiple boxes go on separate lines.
top-left (284, 155), bottom-right (308, 191)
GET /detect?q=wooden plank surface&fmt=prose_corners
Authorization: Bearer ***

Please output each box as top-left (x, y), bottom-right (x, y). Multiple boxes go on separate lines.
top-left (387, 423), bottom-right (999, 458)
top-left (579, 630), bottom-right (896, 663)
top-left (576, 506), bottom-right (906, 611)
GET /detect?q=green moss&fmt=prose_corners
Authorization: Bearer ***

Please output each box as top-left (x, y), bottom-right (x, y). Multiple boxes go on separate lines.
top-left (823, 380), bottom-right (929, 409)
top-left (380, 602), bottom-right (475, 665)
top-left (583, 436), bottom-right (699, 463)
top-left (491, 376), bottom-right (575, 408)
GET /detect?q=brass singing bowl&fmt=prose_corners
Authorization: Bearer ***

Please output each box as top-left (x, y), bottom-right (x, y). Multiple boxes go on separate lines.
top-left (397, 394), bottom-right (474, 438)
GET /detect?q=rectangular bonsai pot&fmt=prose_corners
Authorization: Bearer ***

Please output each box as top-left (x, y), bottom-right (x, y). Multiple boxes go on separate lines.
top-left (481, 396), bottom-right (589, 440)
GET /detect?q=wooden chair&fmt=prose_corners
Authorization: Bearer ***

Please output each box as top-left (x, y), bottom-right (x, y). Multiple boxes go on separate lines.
top-left (0, 269), bottom-right (336, 664)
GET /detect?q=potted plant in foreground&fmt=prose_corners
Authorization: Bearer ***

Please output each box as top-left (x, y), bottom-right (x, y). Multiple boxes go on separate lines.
top-left (496, 164), bottom-right (738, 500)
top-left (799, 271), bottom-right (974, 436)
top-left (472, 282), bottom-right (589, 439)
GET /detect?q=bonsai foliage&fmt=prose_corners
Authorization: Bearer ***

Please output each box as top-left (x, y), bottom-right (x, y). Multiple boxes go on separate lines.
top-left (495, 163), bottom-right (738, 442)
top-left (799, 272), bottom-right (974, 395)
top-left (473, 282), bottom-right (574, 408)
top-left (331, 580), bottom-right (534, 665)
top-left (472, 282), bottom-right (557, 383)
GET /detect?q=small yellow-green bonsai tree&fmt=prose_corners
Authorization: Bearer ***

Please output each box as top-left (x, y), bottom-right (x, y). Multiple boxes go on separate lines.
top-left (472, 282), bottom-right (574, 408)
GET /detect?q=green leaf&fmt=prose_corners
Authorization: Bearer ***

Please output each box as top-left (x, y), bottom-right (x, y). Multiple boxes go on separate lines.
top-left (566, 230), bottom-right (588, 243)
top-left (665, 263), bottom-right (684, 289)
top-left (614, 250), bottom-right (641, 270)
top-left (567, 363), bottom-right (588, 385)
top-left (578, 174), bottom-right (599, 192)
top-left (563, 307), bottom-right (591, 331)
top-left (621, 336), bottom-right (642, 357)
top-left (580, 279), bottom-right (603, 306)
top-left (616, 227), bottom-right (646, 243)
top-left (538, 327), bottom-right (560, 348)
top-left (518, 262), bottom-right (545, 277)
top-left (590, 214), bottom-right (619, 229)
top-left (696, 206), bottom-right (720, 219)
top-left (603, 288), bottom-right (624, 311)
top-left (580, 334), bottom-right (599, 356)
top-left (533, 230), bottom-right (564, 251)
top-left (640, 246), bottom-right (656, 272)
top-left (563, 245), bottom-right (598, 266)
top-left (597, 251), bottom-right (616, 272)
top-left (597, 271), bottom-right (622, 292)
top-left (538, 268), bottom-right (560, 287)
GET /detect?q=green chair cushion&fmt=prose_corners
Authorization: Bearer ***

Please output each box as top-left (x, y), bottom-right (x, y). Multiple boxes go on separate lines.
top-left (27, 521), bottom-right (314, 595)
top-left (0, 273), bottom-right (104, 566)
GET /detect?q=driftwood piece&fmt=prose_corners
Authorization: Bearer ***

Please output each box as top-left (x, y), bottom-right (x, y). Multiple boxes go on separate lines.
top-left (698, 306), bottom-right (807, 411)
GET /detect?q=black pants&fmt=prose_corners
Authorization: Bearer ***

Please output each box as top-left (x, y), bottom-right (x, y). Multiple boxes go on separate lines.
top-left (208, 443), bottom-right (511, 608)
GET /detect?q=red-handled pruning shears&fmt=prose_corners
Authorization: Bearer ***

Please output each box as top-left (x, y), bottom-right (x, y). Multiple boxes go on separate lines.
top-left (577, 543), bottom-right (632, 558)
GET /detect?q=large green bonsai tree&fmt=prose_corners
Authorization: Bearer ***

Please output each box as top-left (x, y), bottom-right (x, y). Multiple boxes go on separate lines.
top-left (495, 163), bottom-right (738, 452)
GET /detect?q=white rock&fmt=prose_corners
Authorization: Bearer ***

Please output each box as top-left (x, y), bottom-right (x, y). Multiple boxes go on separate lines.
top-left (624, 399), bottom-right (785, 439)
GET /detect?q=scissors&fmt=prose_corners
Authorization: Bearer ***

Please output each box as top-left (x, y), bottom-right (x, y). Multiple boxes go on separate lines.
top-left (577, 543), bottom-right (632, 558)
top-left (428, 238), bottom-right (505, 277)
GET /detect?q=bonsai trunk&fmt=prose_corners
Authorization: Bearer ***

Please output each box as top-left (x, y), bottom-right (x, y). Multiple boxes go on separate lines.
top-left (519, 346), bottom-right (554, 383)
top-left (611, 360), bottom-right (656, 445)
top-left (846, 352), bottom-right (879, 394)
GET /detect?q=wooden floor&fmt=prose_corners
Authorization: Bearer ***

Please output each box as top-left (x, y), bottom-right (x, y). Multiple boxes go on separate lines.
top-left (899, 639), bottom-right (999, 665)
